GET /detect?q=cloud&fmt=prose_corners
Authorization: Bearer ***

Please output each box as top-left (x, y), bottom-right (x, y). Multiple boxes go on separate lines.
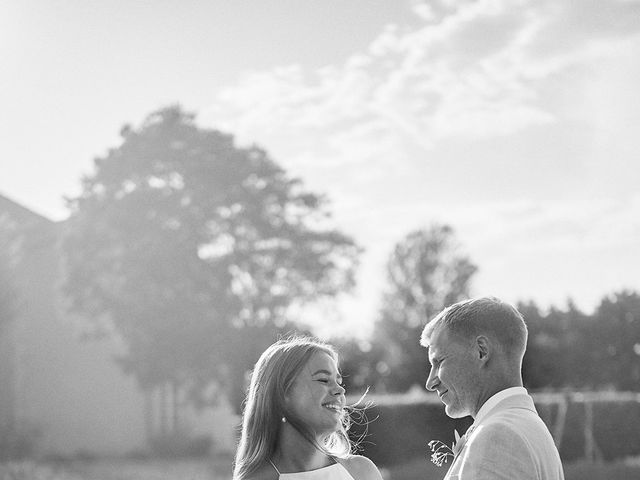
top-left (465, 197), bottom-right (640, 253)
top-left (200, 0), bottom-right (640, 259)
top-left (204, 0), bottom-right (639, 163)
top-left (410, 1), bottom-right (437, 22)
top-left (201, 0), bottom-right (640, 204)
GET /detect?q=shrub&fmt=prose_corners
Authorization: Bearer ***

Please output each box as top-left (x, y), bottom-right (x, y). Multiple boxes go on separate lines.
top-left (349, 392), bottom-right (640, 466)
top-left (349, 395), bottom-right (472, 467)
top-left (0, 427), bottom-right (39, 460)
top-left (539, 393), bottom-right (640, 462)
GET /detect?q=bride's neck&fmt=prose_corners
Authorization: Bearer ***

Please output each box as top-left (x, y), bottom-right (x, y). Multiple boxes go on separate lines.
top-left (273, 424), bottom-right (331, 472)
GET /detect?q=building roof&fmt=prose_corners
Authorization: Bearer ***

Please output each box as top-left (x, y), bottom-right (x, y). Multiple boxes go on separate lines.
top-left (0, 193), bottom-right (54, 225)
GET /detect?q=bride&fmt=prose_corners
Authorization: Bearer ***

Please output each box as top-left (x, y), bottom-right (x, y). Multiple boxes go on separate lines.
top-left (233, 335), bottom-right (383, 480)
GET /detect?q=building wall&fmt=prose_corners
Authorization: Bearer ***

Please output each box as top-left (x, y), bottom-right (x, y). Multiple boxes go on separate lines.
top-left (183, 395), bottom-right (239, 454)
top-left (9, 217), bottom-right (147, 455)
top-left (0, 195), bottom-right (238, 456)
top-left (0, 315), bottom-right (18, 432)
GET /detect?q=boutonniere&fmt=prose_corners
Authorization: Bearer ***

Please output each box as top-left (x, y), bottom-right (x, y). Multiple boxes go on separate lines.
top-left (428, 429), bottom-right (466, 467)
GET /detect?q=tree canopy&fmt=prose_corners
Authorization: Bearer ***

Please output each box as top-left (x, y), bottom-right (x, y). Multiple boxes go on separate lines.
top-left (520, 291), bottom-right (640, 391)
top-left (62, 106), bottom-right (360, 408)
top-left (340, 224), bottom-right (477, 392)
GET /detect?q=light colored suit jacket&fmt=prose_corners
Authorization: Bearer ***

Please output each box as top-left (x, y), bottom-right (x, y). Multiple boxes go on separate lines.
top-left (444, 394), bottom-right (564, 480)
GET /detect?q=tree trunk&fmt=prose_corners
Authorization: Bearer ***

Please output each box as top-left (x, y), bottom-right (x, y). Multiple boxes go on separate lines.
top-left (159, 383), bottom-right (168, 437)
top-left (144, 388), bottom-right (153, 443)
top-left (171, 380), bottom-right (179, 434)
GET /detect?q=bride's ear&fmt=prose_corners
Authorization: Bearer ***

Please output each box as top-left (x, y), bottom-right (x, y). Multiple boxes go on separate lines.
top-left (476, 335), bottom-right (490, 362)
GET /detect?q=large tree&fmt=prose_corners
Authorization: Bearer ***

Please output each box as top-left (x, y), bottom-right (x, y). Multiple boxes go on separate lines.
top-left (62, 106), bottom-right (360, 414)
top-left (365, 225), bottom-right (477, 392)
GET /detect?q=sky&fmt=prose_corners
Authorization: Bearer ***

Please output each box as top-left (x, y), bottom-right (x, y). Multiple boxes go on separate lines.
top-left (2, 0), bottom-right (640, 338)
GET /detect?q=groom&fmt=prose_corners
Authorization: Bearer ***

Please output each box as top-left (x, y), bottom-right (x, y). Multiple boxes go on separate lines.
top-left (421, 296), bottom-right (564, 480)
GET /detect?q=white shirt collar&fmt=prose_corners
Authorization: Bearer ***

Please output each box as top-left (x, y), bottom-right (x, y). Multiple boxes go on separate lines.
top-left (473, 386), bottom-right (528, 425)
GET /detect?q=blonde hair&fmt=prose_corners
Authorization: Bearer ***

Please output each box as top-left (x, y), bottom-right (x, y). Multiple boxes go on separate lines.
top-left (421, 296), bottom-right (528, 362)
top-left (233, 335), bottom-right (352, 480)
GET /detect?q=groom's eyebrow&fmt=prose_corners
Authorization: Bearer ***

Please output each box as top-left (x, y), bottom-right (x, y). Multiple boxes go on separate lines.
top-left (427, 349), bottom-right (437, 364)
top-left (428, 350), bottom-right (444, 365)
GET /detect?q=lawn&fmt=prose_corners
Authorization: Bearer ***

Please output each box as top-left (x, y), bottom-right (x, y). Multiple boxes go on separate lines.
top-left (0, 457), bottom-right (231, 480)
top-left (2, 456), bottom-right (640, 480)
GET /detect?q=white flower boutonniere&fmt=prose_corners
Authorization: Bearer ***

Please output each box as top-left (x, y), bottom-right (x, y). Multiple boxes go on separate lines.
top-left (428, 429), bottom-right (468, 467)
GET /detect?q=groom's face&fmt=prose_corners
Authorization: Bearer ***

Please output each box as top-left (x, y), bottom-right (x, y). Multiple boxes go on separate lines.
top-left (426, 326), bottom-right (481, 418)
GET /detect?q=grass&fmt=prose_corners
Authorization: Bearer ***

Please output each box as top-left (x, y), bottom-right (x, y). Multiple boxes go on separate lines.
top-left (0, 457), bottom-right (232, 480)
top-left (563, 458), bottom-right (640, 480)
top-left (2, 456), bottom-right (640, 480)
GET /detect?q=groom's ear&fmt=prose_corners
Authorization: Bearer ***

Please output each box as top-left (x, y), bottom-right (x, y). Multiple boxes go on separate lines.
top-left (476, 335), bottom-right (490, 363)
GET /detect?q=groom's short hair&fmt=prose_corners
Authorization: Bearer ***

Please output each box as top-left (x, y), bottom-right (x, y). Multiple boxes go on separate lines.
top-left (421, 296), bottom-right (528, 361)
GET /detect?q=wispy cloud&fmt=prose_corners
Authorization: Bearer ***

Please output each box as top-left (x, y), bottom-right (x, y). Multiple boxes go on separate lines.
top-left (202, 0), bottom-right (640, 221)
top-left (204, 0), bottom-right (639, 161)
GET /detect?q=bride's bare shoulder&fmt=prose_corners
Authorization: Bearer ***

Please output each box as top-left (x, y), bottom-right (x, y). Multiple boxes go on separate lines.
top-left (337, 455), bottom-right (383, 480)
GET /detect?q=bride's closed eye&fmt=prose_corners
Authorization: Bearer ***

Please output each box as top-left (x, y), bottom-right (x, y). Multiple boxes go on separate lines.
top-left (316, 378), bottom-right (344, 387)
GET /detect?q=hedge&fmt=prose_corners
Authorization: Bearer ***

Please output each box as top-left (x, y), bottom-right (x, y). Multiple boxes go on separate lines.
top-left (348, 392), bottom-right (471, 466)
top-left (347, 391), bottom-right (640, 467)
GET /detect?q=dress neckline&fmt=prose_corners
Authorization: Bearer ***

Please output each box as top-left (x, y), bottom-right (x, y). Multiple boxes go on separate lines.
top-left (269, 459), bottom-right (341, 476)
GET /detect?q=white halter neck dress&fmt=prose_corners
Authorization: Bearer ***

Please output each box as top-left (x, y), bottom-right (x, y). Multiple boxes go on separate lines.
top-left (269, 460), bottom-right (355, 480)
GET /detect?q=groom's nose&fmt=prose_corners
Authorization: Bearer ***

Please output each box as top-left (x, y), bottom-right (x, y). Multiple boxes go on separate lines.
top-left (426, 367), bottom-right (439, 391)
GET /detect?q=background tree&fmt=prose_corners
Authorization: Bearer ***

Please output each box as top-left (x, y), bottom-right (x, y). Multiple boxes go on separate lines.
top-left (521, 294), bottom-right (640, 392)
top-left (344, 225), bottom-right (477, 392)
top-left (520, 301), bottom-right (579, 389)
top-left (62, 106), bottom-right (360, 421)
top-left (591, 291), bottom-right (640, 390)
top-left (560, 300), bottom-right (595, 389)
top-left (334, 336), bottom-right (389, 394)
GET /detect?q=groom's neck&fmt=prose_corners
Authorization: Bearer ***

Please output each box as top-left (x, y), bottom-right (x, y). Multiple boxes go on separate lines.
top-left (472, 374), bottom-right (523, 418)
